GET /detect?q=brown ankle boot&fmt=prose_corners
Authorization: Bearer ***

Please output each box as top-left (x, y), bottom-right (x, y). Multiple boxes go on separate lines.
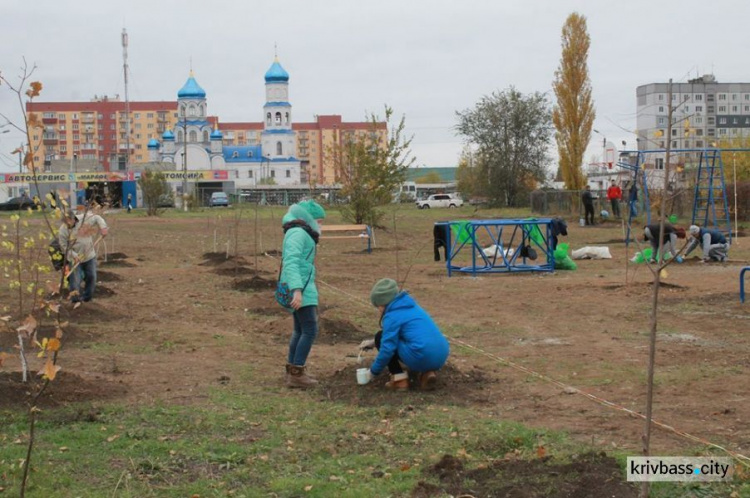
top-left (287, 365), bottom-right (318, 388)
top-left (419, 371), bottom-right (437, 391)
top-left (385, 372), bottom-right (409, 390)
top-left (286, 363), bottom-right (316, 382)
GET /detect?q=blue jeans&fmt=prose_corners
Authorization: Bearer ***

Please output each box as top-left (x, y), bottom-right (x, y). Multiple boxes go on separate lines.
top-left (288, 305), bottom-right (318, 366)
top-left (69, 257), bottom-right (97, 302)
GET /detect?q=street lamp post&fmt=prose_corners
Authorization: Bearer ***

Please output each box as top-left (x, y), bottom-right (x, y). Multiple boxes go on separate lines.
top-left (69, 153), bottom-right (77, 210)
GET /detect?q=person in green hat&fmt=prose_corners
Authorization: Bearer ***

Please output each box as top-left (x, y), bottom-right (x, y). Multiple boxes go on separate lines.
top-left (359, 278), bottom-right (450, 390)
top-left (278, 199), bottom-right (326, 388)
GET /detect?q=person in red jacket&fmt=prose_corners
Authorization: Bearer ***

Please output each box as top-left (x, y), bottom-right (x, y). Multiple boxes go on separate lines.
top-left (606, 180), bottom-right (622, 218)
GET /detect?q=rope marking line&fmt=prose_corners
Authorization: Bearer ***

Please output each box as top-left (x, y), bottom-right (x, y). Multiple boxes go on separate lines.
top-left (263, 252), bottom-right (750, 466)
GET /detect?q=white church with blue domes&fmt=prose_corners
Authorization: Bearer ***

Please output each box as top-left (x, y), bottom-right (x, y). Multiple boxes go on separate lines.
top-left (147, 57), bottom-right (301, 187)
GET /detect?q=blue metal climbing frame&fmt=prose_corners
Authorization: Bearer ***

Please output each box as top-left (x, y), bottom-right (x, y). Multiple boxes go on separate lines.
top-left (435, 219), bottom-right (554, 277)
top-left (691, 149), bottom-right (733, 240)
top-left (616, 150), bottom-right (651, 245)
top-left (617, 147), bottom-right (741, 244)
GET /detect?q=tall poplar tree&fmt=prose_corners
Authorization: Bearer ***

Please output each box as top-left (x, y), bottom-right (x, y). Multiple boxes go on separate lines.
top-left (552, 12), bottom-right (595, 190)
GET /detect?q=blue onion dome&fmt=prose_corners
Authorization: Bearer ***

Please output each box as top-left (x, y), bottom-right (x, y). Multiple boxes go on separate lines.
top-left (147, 138), bottom-right (160, 149)
top-left (162, 129), bottom-right (175, 140)
top-left (210, 127), bottom-right (223, 139)
top-left (178, 71), bottom-right (206, 98)
top-left (264, 57), bottom-right (289, 83)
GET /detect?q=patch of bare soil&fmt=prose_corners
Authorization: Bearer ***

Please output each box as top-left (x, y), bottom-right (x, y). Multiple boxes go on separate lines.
top-left (318, 317), bottom-right (368, 345)
top-left (231, 276), bottom-right (276, 291)
top-left (100, 259), bottom-right (136, 268)
top-left (212, 265), bottom-right (257, 277)
top-left (200, 253), bottom-right (251, 267)
top-left (602, 281), bottom-right (686, 291)
top-left (0, 324), bottom-right (94, 350)
top-left (412, 452), bottom-right (637, 498)
top-left (93, 284), bottom-right (117, 298)
top-left (97, 270), bottom-right (123, 282)
top-left (0, 371), bottom-right (128, 409)
top-left (60, 301), bottom-right (125, 323)
top-left (321, 363), bottom-right (494, 407)
top-left (107, 252), bottom-right (129, 260)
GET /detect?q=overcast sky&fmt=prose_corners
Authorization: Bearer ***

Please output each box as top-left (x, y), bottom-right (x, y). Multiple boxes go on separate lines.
top-left (1, 0), bottom-right (749, 173)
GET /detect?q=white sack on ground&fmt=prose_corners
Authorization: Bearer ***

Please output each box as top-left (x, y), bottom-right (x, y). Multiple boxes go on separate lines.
top-left (571, 246), bottom-right (612, 260)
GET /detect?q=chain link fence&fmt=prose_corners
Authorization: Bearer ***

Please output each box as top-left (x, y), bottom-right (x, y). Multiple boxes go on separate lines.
top-left (530, 184), bottom-right (748, 222)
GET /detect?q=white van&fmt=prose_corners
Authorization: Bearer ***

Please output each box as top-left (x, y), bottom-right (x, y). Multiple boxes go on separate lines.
top-left (392, 181), bottom-right (417, 202)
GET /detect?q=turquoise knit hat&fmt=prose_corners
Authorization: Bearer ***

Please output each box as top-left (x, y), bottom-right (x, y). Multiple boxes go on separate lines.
top-left (298, 199), bottom-right (326, 220)
top-left (370, 278), bottom-right (399, 306)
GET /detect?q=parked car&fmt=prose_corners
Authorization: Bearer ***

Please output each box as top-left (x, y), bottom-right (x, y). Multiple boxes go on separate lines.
top-left (209, 192), bottom-right (229, 207)
top-left (0, 196), bottom-right (36, 211)
top-left (416, 194), bottom-right (463, 209)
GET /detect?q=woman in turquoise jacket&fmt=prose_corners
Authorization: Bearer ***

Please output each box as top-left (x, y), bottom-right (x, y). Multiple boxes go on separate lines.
top-left (362, 278), bottom-right (450, 390)
top-left (279, 200), bottom-right (325, 388)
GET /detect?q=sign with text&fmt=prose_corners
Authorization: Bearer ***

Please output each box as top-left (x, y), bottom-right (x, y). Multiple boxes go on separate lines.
top-left (0, 170), bottom-right (229, 184)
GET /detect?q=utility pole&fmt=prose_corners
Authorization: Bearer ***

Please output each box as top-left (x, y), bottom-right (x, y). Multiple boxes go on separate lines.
top-left (122, 28), bottom-right (131, 174)
top-left (18, 143), bottom-right (23, 173)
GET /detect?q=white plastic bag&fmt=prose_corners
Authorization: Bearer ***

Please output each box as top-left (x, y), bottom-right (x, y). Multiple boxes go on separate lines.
top-left (571, 246), bottom-right (612, 260)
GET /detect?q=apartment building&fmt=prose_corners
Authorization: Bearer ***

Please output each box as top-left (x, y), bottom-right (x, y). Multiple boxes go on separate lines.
top-left (27, 60), bottom-right (386, 185)
top-left (636, 74), bottom-right (750, 167)
top-left (217, 115), bottom-right (386, 185)
top-left (27, 97), bottom-right (178, 171)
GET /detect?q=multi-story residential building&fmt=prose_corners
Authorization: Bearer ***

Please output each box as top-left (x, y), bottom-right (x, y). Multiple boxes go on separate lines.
top-left (27, 59), bottom-right (385, 186)
top-left (636, 74), bottom-right (750, 169)
top-left (28, 97), bottom-right (178, 171)
top-left (216, 116), bottom-right (386, 186)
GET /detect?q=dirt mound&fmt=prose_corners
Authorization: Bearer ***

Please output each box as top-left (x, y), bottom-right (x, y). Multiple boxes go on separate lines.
top-left (107, 252), bottom-right (129, 260)
top-left (61, 300), bottom-right (124, 323)
top-left (413, 451), bottom-right (637, 497)
top-left (602, 281), bottom-right (686, 291)
top-left (199, 252), bottom-right (248, 267)
top-left (94, 284), bottom-right (117, 298)
top-left (244, 293), bottom-right (287, 317)
top-left (213, 266), bottom-right (256, 277)
top-left (232, 276), bottom-right (276, 291)
top-left (320, 363), bottom-right (493, 407)
top-left (0, 371), bottom-right (128, 409)
top-left (318, 317), bottom-right (369, 345)
top-left (100, 259), bottom-right (136, 268)
top-left (97, 270), bottom-right (123, 282)
top-left (0, 324), bottom-right (95, 350)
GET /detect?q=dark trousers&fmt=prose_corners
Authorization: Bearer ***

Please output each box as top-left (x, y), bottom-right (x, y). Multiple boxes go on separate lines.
top-left (69, 257), bottom-right (97, 302)
top-left (610, 199), bottom-right (620, 218)
top-left (374, 330), bottom-right (404, 375)
top-left (288, 305), bottom-right (318, 366)
top-left (584, 204), bottom-right (595, 225)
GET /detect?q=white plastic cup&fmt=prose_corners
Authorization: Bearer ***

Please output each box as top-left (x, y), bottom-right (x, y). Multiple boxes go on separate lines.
top-left (579, 218), bottom-right (585, 227)
top-left (356, 368), bottom-right (370, 385)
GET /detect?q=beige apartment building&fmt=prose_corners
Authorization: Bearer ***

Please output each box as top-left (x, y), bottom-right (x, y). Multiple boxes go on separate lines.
top-left (217, 114), bottom-right (387, 185)
top-left (28, 102), bottom-right (385, 185)
top-left (27, 96), bottom-right (179, 172)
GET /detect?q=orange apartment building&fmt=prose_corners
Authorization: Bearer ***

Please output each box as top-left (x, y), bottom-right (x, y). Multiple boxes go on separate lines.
top-left (28, 99), bottom-right (386, 185)
top-left (27, 96), bottom-right (179, 172)
top-left (217, 114), bottom-right (387, 185)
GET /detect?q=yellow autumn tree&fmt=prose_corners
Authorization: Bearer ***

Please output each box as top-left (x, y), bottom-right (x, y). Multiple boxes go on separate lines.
top-left (718, 136), bottom-right (750, 182)
top-left (552, 12), bottom-right (595, 190)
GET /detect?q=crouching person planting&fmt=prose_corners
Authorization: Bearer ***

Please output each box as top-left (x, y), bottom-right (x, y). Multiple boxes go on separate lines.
top-left (359, 278), bottom-right (449, 390)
